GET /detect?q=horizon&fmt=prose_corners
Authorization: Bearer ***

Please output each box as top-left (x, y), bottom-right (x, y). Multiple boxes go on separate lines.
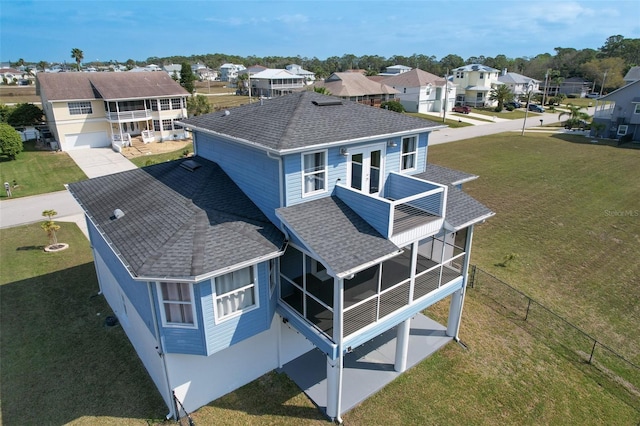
top-left (1, 1), bottom-right (639, 65)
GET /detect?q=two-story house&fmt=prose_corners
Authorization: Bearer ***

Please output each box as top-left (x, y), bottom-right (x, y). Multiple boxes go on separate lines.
top-left (497, 70), bottom-right (540, 98)
top-left (592, 79), bottom-right (640, 142)
top-left (37, 72), bottom-right (189, 151)
top-left (219, 63), bottom-right (246, 83)
top-left (248, 68), bottom-right (306, 97)
top-left (382, 68), bottom-right (456, 114)
top-left (67, 91), bottom-right (493, 421)
top-left (451, 64), bottom-right (501, 107)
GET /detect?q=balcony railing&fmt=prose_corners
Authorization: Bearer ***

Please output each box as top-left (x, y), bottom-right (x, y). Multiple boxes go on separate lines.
top-left (105, 110), bottom-right (151, 121)
top-left (335, 173), bottom-right (446, 244)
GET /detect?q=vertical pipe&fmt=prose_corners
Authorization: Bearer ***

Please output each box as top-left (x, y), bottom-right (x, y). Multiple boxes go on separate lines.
top-left (394, 319), bottom-right (411, 372)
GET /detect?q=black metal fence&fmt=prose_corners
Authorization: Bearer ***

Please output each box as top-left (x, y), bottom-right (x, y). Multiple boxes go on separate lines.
top-left (468, 265), bottom-right (640, 412)
top-left (173, 391), bottom-right (195, 426)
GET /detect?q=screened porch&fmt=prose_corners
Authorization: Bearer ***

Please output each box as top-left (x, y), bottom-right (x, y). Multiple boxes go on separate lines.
top-left (279, 229), bottom-right (468, 340)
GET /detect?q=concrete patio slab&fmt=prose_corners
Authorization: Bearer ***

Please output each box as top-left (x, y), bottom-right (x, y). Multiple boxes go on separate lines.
top-left (280, 313), bottom-right (452, 417)
top-left (68, 147), bottom-right (137, 179)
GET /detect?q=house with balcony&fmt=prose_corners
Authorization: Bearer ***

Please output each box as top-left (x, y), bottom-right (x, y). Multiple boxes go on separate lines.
top-left (36, 72), bottom-right (189, 151)
top-left (286, 64), bottom-right (316, 82)
top-left (312, 72), bottom-right (399, 107)
top-left (382, 68), bottom-right (455, 114)
top-left (591, 79), bottom-right (640, 142)
top-left (451, 64), bottom-right (502, 107)
top-left (246, 68), bottom-right (306, 97)
top-left (66, 91), bottom-right (493, 421)
top-left (219, 63), bottom-right (246, 82)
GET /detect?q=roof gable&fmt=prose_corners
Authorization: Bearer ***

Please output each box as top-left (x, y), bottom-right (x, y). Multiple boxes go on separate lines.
top-left (180, 91), bottom-right (441, 152)
top-left (382, 68), bottom-right (446, 87)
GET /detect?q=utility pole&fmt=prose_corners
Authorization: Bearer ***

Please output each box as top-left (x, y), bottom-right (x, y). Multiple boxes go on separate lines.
top-left (442, 69), bottom-right (449, 123)
top-left (541, 69), bottom-right (550, 107)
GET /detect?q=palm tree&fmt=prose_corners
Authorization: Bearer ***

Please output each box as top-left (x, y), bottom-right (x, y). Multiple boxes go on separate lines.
top-left (71, 48), bottom-right (84, 71)
top-left (37, 61), bottom-right (48, 72)
top-left (313, 86), bottom-right (331, 95)
top-left (41, 209), bottom-right (60, 246)
top-left (489, 84), bottom-right (513, 111)
top-left (558, 104), bottom-right (590, 129)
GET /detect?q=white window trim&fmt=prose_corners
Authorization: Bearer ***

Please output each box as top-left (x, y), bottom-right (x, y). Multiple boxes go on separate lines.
top-left (156, 282), bottom-right (198, 329)
top-left (617, 125), bottom-right (628, 136)
top-left (634, 104), bottom-right (640, 114)
top-left (400, 135), bottom-right (418, 172)
top-left (269, 259), bottom-right (278, 296)
top-left (301, 149), bottom-right (328, 198)
top-left (213, 265), bottom-right (260, 323)
top-left (68, 101), bottom-right (93, 115)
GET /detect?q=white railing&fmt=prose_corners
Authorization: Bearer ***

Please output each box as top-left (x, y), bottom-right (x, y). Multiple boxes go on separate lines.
top-left (105, 110), bottom-right (151, 121)
top-left (141, 130), bottom-right (155, 143)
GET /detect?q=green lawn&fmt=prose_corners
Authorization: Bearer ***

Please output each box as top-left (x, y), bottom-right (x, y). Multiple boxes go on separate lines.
top-left (472, 107), bottom-right (529, 120)
top-left (406, 112), bottom-right (473, 128)
top-left (0, 223), bottom-right (167, 425)
top-left (1, 132), bottom-right (639, 425)
top-left (0, 140), bottom-right (86, 199)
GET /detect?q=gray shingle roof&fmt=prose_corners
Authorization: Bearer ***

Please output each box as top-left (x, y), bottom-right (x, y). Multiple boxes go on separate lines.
top-left (67, 157), bottom-right (284, 280)
top-left (179, 91), bottom-right (442, 152)
top-left (444, 185), bottom-right (494, 230)
top-left (37, 72), bottom-right (189, 101)
top-left (415, 164), bottom-right (478, 186)
top-left (276, 197), bottom-right (402, 277)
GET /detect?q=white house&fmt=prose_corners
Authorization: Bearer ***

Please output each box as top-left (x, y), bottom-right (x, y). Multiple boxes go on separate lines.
top-left (286, 64), bottom-right (316, 83)
top-left (219, 63), bottom-right (246, 82)
top-left (382, 68), bottom-right (456, 114)
top-left (497, 70), bottom-right (540, 98)
top-left (379, 65), bottom-right (412, 76)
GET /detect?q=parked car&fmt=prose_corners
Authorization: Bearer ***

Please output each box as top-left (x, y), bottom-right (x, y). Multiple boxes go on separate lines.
top-left (585, 93), bottom-right (599, 99)
top-left (452, 105), bottom-right (471, 114)
top-left (528, 104), bottom-right (545, 113)
top-left (506, 101), bottom-right (522, 108)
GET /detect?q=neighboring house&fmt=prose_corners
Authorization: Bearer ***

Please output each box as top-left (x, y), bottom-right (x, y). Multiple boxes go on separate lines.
top-left (497, 70), bottom-right (540, 98)
top-left (623, 66), bottom-right (640, 84)
top-left (591, 79), bottom-right (640, 142)
top-left (0, 67), bottom-right (34, 85)
top-left (164, 64), bottom-right (182, 80)
top-left (248, 68), bottom-right (306, 97)
top-left (67, 91), bottom-right (494, 421)
top-left (129, 64), bottom-right (163, 73)
top-left (286, 64), bottom-right (316, 83)
top-left (382, 68), bottom-right (456, 114)
top-left (540, 77), bottom-right (591, 98)
top-left (36, 72), bottom-right (189, 151)
top-left (379, 64), bottom-right (412, 76)
top-left (451, 64), bottom-right (501, 107)
top-left (219, 63), bottom-right (246, 82)
top-left (192, 63), bottom-right (218, 81)
top-left (313, 72), bottom-right (399, 107)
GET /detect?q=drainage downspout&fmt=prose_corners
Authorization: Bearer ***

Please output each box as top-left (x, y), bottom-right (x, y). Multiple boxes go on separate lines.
top-left (148, 282), bottom-right (175, 419)
top-left (266, 151), bottom-right (284, 208)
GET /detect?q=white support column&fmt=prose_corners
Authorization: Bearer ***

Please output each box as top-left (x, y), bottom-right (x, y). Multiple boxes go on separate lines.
top-left (394, 318), bottom-right (411, 372)
top-left (446, 225), bottom-right (475, 340)
top-left (327, 276), bottom-right (344, 421)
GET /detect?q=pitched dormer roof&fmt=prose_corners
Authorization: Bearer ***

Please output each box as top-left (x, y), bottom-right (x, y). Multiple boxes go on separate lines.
top-left (179, 91), bottom-right (442, 153)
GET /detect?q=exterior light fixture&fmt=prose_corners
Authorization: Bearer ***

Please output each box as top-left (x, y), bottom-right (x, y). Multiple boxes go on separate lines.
top-left (387, 140), bottom-right (397, 148)
top-left (340, 147), bottom-right (349, 157)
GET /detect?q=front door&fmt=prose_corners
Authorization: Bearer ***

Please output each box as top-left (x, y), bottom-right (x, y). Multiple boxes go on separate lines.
top-left (349, 144), bottom-right (384, 195)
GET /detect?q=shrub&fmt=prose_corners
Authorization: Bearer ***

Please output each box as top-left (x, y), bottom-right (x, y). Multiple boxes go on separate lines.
top-left (0, 123), bottom-right (23, 160)
top-left (505, 105), bottom-right (515, 111)
top-left (380, 101), bottom-right (405, 113)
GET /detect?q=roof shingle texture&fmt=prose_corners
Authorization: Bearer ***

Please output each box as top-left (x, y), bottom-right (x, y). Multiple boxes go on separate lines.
top-left (68, 157), bottom-right (283, 280)
top-left (180, 91), bottom-right (441, 152)
top-left (276, 197), bottom-right (401, 276)
top-left (37, 72), bottom-right (189, 101)
top-left (382, 68), bottom-right (447, 87)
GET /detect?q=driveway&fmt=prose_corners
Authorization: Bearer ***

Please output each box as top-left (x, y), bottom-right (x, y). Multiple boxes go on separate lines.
top-left (68, 147), bottom-right (137, 179)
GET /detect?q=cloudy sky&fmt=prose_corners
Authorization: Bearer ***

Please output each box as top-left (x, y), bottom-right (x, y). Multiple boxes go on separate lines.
top-left (1, 0), bottom-right (638, 64)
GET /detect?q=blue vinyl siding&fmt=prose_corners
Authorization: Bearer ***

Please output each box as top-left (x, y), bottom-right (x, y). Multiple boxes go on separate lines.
top-left (334, 185), bottom-right (391, 237)
top-left (88, 221), bottom-right (154, 335)
top-left (194, 133), bottom-right (281, 224)
top-left (201, 261), bottom-right (273, 355)
top-left (284, 148), bottom-right (347, 206)
top-left (155, 283), bottom-right (207, 355)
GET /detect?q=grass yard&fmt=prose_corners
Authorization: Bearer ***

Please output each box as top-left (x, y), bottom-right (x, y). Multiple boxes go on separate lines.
top-left (472, 107), bottom-right (529, 120)
top-left (406, 112), bottom-right (473, 128)
top-left (0, 140), bottom-right (86, 199)
top-left (428, 133), bottom-right (640, 363)
top-left (129, 142), bottom-right (194, 167)
top-left (0, 223), bottom-right (167, 425)
top-left (0, 85), bottom-right (39, 104)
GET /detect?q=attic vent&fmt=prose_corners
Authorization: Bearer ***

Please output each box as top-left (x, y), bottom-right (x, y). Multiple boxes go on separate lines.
top-left (312, 100), bottom-right (343, 106)
top-left (113, 209), bottom-right (125, 219)
top-left (180, 159), bottom-right (201, 172)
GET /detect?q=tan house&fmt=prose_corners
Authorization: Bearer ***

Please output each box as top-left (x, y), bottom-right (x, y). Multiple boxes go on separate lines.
top-left (382, 68), bottom-right (455, 114)
top-left (36, 72), bottom-right (189, 151)
top-left (312, 72), bottom-right (398, 107)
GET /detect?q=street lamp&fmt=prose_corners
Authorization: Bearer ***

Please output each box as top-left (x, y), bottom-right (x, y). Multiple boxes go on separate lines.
top-left (521, 82), bottom-right (534, 136)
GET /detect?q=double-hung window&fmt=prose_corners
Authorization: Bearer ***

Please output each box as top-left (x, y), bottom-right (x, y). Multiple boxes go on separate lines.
top-left (171, 98), bottom-right (182, 110)
top-left (634, 104), bottom-right (640, 114)
top-left (162, 119), bottom-right (173, 130)
top-left (68, 101), bottom-right (93, 115)
top-left (158, 282), bottom-right (196, 327)
top-left (215, 266), bottom-right (258, 321)
top-left (160, 99), bottom-right (171, 111)
top-left (401, 136), bottom-right (417, 171)
top-left (302, 150), bottom-right (327, 196)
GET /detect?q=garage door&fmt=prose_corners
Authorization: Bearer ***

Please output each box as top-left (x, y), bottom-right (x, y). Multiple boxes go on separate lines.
top-left (63, 131), bottom-right (109, 150)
